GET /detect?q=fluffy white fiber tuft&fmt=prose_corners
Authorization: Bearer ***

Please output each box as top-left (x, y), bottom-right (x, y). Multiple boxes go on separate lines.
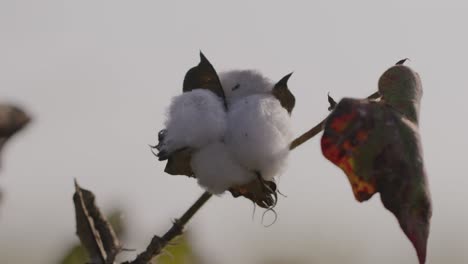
top-left (162, 89), bottom-right (226, 154)
top-left (219, 70), bottom-right (274, 107)
top-left (191, 142), bottom-right (255, 194)
top-left (225, 94), bottom-right (293, 181)
top-left (161, 70), bottom-right (293, 194)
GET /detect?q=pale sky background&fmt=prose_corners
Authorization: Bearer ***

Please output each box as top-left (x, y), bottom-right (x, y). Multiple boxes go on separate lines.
top-left (1, 1), bottom-right (467, 263)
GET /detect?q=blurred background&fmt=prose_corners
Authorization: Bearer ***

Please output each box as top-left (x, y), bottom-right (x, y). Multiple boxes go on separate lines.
top-left (1, 0), bottom-right (467, 263)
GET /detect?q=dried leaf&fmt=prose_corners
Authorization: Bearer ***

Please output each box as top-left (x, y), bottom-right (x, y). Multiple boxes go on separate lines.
top-left (327, 93), bottom-right (337, 111)
top-left (0, 104), bottom-right (30, 166)
top-left (164, 148), bottom-right (194, 177)
top-left (0, 104), bottom-right (30, 207)
top-left (395, 58), bottom-right (410, 65)
top-left (182, 52), bottom-right (226, 103)
top-left (0, 104), bottom-right (30, 137)
top-left (272, 73), bottom-right (295, 114)
top-left (229, 175), bottom-right (277, 209)
top-left (60, 209), bottom-right (126, 264)
top-left (160, 52), bottom-right (226, 176)
top-left (321, 65), bottom-right (431, 264)
top-left (73, 180), bottom-right (121, 264)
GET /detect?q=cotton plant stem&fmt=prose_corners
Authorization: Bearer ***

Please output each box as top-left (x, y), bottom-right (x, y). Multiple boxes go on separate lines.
top-left (127, 119), bottom-right (324, 263)
top-left (129, 91), bottom-right (381, 263)
top-left (289, 119), bottom-right (326, 150)
top-left (126, 191), bottom-right (212, 264)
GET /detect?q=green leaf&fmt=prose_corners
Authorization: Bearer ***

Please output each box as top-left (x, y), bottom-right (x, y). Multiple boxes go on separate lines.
top-left (59, 244), bottom-right (88, 264)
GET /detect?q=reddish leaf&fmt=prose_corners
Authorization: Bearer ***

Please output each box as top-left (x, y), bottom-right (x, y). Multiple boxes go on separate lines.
top-left (321, 65), bottom-right (432, 264)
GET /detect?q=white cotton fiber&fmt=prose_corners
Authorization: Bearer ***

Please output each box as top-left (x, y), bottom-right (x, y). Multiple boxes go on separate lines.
top-left (191, 142), bottom-right (255, 194)
top-left (225, 94), bottom-right (293, 181)
top-left (161, 70), bottom-right (294, 194)
top-left (219, 70), bottom-right (274, 107)
top-left (162, 89), bottom-right (226, 154)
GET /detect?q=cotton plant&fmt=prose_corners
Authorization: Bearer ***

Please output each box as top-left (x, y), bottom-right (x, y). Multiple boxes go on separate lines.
top-left (151, 55), bottom-right (432, 263)
top-left (72, 56), bottom-right (433, 264)
top-left (153, 53), bottom-right (295, 208)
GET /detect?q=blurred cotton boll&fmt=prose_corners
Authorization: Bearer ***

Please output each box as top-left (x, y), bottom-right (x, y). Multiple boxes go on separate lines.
top-left (225, 94), bottom-right (293, 181)
top-left (191, 142), bottom-right (255, 194)
top-left (161, 89), bottom-right (227, 155)
top-left (219, 70), bottom-right (274, 107)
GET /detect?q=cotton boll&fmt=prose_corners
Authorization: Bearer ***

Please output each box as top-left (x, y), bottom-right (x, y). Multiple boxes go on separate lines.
top-left (226, 94), bottom-right (293, 181)
top-left (161, 89), bottom-right (227, 155)
top-left (191, 142), bottom-right (255, 194)
top-left (219, 70), bottom-right (274, 107)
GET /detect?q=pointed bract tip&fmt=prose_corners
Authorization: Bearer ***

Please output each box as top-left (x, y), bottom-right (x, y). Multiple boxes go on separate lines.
top-left (74, 178), bottom-right (80, 190)
top-left (278, 72), bottom-right (293, 86)
top-left (395, 58), bottom-right (410, 65)
top-left (199, 51), bottom-right (208, 63)
top-left (275, 72), bottom-right (293, 88)
top-left (327, 93), bottom-right (337, 111)
top-left (272, 72), bottom-right (296, 114)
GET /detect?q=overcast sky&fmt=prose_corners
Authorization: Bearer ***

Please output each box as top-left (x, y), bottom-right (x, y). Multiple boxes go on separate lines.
top-left (1, 1), bottom-right (467, 263)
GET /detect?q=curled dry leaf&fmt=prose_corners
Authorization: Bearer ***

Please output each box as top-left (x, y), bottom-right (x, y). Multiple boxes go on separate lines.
top-left (321, 65), bottom-right (431, 264)
top-left (73, 180), bottom-right (121, 264)
top-left (164, 148), bottom-right (194, 177)
top-left (229, 176), bottom-right (277, 209)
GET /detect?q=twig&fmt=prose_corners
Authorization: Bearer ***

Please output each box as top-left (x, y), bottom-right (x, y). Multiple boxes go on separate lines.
top-left (289, 119), bottom-right (326, 151)
top-left (125, 192), bottom-right (212, 264)
top-left (127, 91), bottom-right (381, 263)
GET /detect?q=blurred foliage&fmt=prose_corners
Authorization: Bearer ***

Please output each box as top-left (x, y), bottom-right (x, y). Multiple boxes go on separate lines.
top-left (153, 234), bottom-right (199, 264)
top-left (59, 208), bottom-right (200, 264)
top-left (59, 245), bottom-right (87, 264)
top-left (0, 103), bottom-right (30, 207)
